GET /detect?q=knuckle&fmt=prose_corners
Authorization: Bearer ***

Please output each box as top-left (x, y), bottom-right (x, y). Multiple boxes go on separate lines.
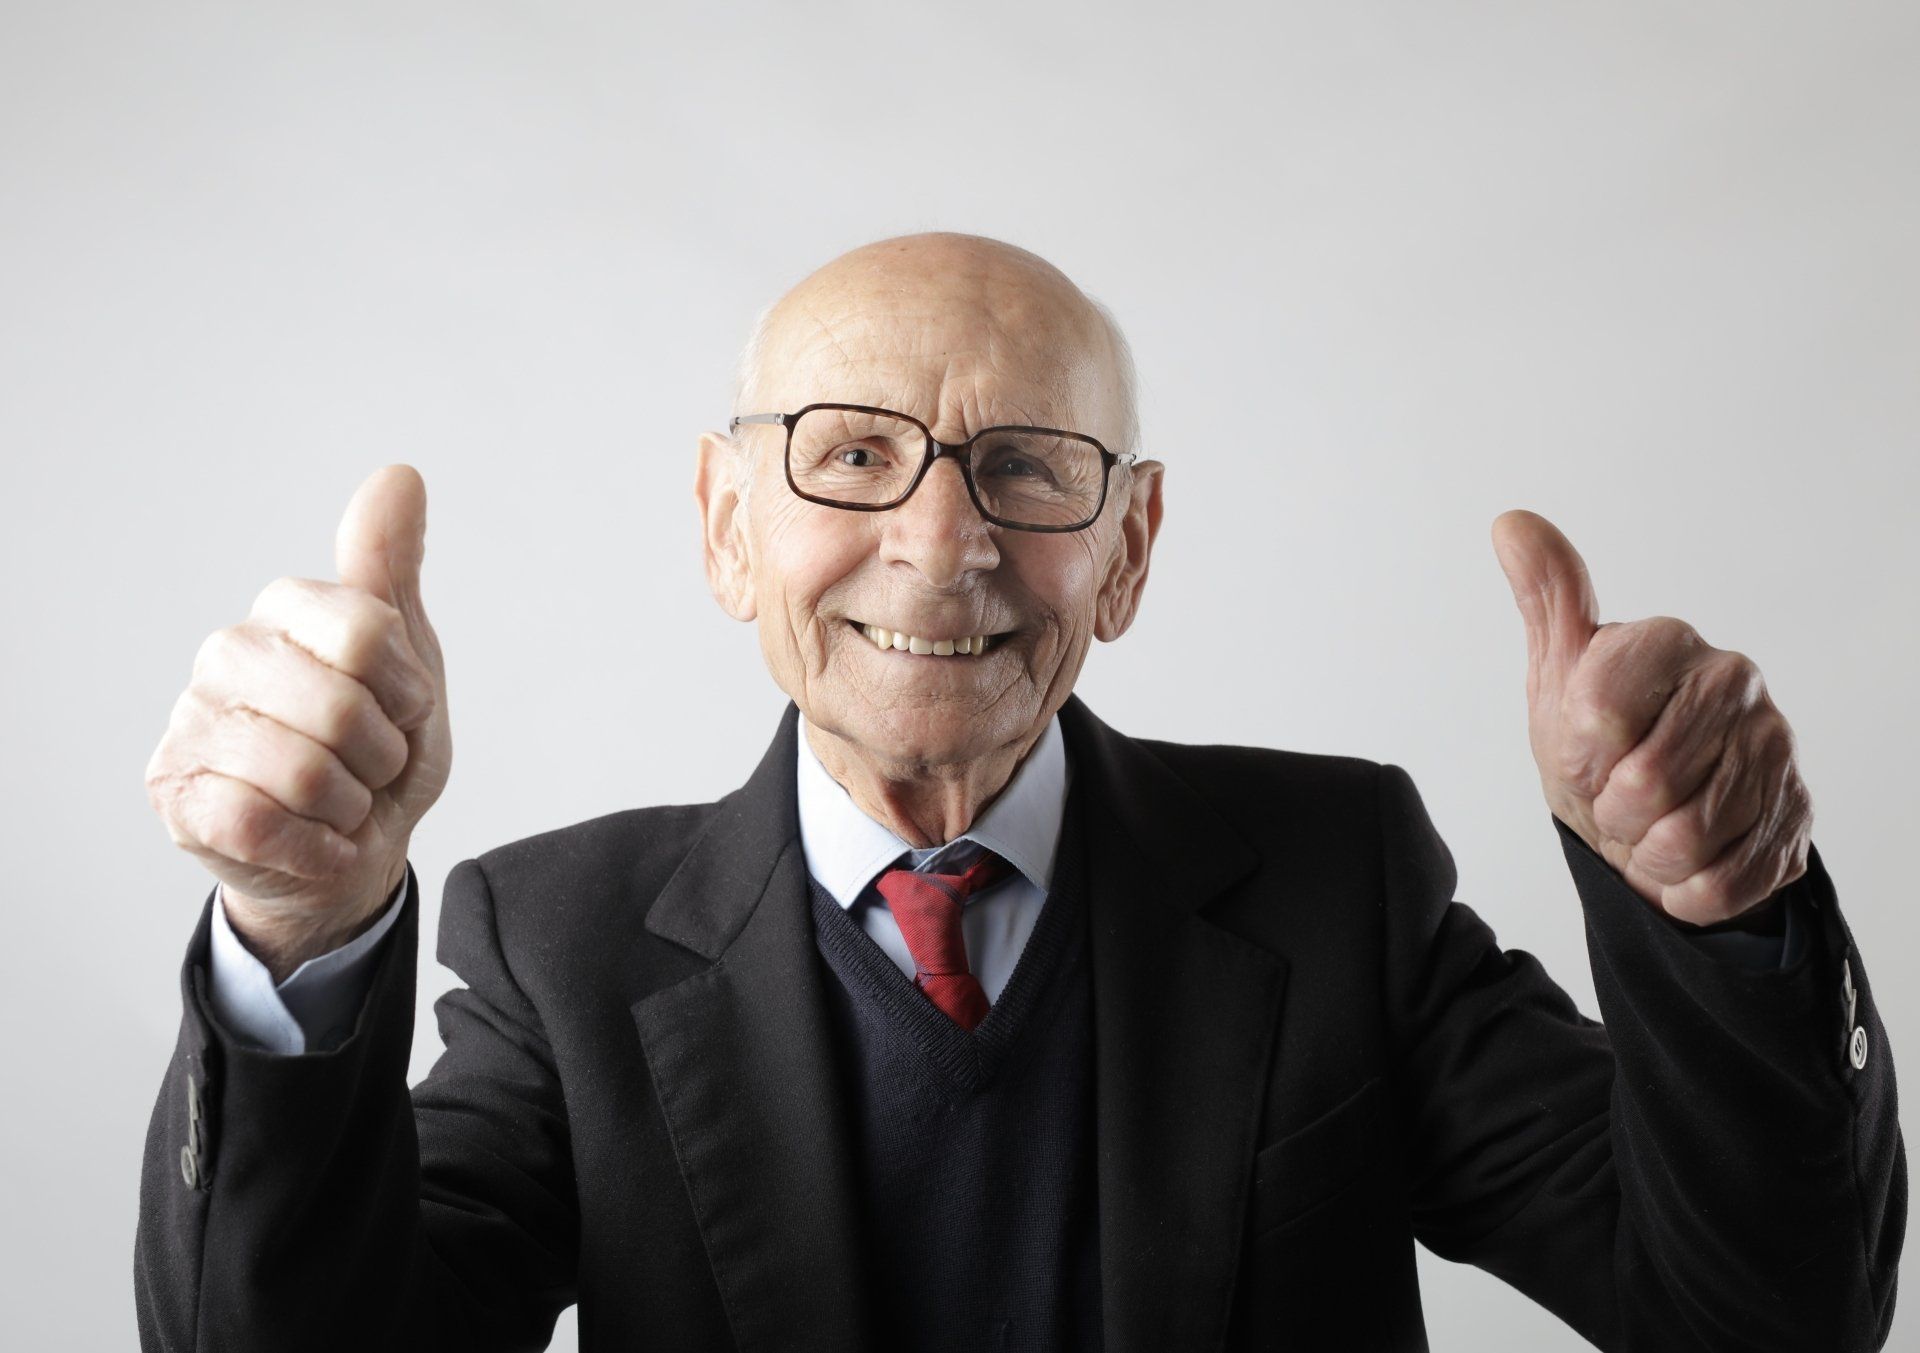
top-left (1565, 688), bottom-right (1628, 744)
top-left (1687, 877), bottom-right (1733, 919)
top-left (340, 775), bottom-right (375, 825)
top-left (143, 729), bottom-right (177, 788)
top-left (216, 694), bottom-right (270, 744)
top-left (315, 683), bottom-right (370, 749)
top-left (366, 721), bottom-right (411, 788)
top-left (249, 575), bottom-right (308, 618)
top-left (1756, 714), bottom-right (1796, 766)
top-left (1714, 649), bottom-right (1764, 701)
top-left (1553, 740), bottom-right (1595, 791)
top-left (288, 752), bottom-right (336, 809)
top-left (223, 796), bottom-right (283, 863)
top-left (1786, 772), bottom-right (1814, 824)
top-left (1606, 754), bottom-right (1659, 804)
top-left (1648, 615), bottom-right (1703, 650)
top-left (191, 625), bottom-right (240, 678)
top-left (160, 814), bottom-right (197, 852)
top-left (167, 684), bottom-right (202, 728)
top-left (143, 762), bottom-right (176, 818)
top-left (145, 767), bottom-right (192, 829)
top-left (1641, 813), bottom-right (1699, 875)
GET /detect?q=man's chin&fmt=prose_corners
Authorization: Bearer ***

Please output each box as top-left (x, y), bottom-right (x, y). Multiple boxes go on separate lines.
top-left (808, 701), bottom-right (1024, 771)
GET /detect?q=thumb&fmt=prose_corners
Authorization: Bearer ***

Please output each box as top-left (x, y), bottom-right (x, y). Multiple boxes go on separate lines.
top-left (1491, 509), bottom-right (1600, 693)
top-left (335, 464), bottom-right (437, 663)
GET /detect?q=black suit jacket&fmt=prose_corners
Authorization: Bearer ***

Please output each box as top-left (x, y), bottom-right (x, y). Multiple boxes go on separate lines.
top-left (135, 695), bottom-right (1904, 1351)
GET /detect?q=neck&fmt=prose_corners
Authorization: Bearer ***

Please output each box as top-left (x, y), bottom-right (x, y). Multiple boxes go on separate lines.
top-left (803, 718), bottom-right (1048, 848)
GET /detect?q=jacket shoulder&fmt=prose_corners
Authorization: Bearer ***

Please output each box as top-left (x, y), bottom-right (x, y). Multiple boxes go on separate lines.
top-left (434, 801), bottom-right (729, 1001)
top-left (1123, 733), bottom-right (1390, 881)
top-left (1132, 733), bottom-right (1383, 806)
top-left (468, 800), bottom-right (721, 897)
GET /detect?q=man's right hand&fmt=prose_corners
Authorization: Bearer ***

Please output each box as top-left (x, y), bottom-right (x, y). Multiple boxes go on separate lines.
top-left (145, 465), bottom-right (452, 982)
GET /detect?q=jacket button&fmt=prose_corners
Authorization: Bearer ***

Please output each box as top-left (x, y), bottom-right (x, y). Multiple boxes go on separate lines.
top-left (1849, 1025), bottom-right (1869, 1070)
top-left (182, 1074), bottom-right (206, 1189)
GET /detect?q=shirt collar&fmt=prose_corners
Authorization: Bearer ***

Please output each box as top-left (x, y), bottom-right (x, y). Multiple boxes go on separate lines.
top-left (794, 710), bottom-right (1069, 910)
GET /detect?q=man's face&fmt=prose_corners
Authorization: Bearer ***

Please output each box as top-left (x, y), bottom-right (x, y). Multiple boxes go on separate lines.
top-left (698, 236), bottom-right (1163, 772)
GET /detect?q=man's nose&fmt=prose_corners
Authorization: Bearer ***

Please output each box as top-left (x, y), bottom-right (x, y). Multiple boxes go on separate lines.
top-left (876, 456), bottom-right (1001, 588)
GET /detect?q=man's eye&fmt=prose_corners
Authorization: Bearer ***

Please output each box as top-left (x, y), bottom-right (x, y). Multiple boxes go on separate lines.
top-left (837, 446), bottom-right (880, 467)
top-left (986, 455), bottom-right (1037, 477)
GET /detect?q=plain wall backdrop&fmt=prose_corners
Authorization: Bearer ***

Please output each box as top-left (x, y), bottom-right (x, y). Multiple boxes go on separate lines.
top-left (2, 2), bottom-right (1913, 1348)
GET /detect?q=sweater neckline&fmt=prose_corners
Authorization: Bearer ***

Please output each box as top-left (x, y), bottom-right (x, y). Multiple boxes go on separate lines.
top-left (807, 784), bottom-right (1088, 1093)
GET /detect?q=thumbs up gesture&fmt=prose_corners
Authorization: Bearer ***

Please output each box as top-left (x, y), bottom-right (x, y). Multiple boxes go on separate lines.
top-left (1491, 510), bottom-right (1812, 926)
top-left (145, 466), bottom-right (452, 978)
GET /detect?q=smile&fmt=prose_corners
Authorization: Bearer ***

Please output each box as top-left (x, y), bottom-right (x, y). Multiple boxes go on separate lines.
top-left (847, 619), bottom-right (1007, 657)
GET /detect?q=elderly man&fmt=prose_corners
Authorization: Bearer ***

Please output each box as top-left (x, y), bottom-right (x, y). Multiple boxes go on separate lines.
top-left (137, 234), bottom-right (1901, 1351)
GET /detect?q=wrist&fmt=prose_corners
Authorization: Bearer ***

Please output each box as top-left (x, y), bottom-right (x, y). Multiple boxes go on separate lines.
top-left (223, 859), bottom-right (408, 984)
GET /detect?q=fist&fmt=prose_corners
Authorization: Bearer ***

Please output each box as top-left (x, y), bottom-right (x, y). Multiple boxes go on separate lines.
top-left (145, 465), bottom-right (452, 970)
top-left (1491, 509), bottom-right (1812, 927)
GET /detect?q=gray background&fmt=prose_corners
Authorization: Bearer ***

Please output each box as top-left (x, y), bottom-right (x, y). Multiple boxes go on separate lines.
top-left (3, 2), bottom-right (1913, 1348)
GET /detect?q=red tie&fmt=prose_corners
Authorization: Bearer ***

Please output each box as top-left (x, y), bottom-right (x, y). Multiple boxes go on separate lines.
top-left (873, 848), bottom-right (1014, 1032)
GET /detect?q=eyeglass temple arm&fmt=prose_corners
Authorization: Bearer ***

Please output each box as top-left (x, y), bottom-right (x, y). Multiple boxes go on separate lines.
top-left (727, 413), bottom-right (790, 432)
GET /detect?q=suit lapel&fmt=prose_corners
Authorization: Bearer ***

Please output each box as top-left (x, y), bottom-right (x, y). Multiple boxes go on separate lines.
top-left (631, 703), bottom-right (874, 1353)
top-left (1059, 696), bottom-right (1292, 1353)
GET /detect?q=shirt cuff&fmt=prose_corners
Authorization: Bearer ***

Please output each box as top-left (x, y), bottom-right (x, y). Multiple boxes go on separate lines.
top-left (206, 869), bottom-right (412, 1054)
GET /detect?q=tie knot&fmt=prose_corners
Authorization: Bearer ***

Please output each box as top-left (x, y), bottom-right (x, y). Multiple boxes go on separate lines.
top-left (933, 845), bottom-right (1016, 899)
top-left (870, 846), bottom-right (1013, 1032)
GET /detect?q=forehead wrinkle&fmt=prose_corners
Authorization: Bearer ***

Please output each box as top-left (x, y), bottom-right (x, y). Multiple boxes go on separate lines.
top-left (763, 276), bottom-right (1112, 440)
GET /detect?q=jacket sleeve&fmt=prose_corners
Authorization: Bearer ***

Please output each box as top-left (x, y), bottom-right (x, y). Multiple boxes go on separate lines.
top-left (133, 858), bottom-right (579, 1352)
top-left (1378, 762), bottom-right (1904, 1352)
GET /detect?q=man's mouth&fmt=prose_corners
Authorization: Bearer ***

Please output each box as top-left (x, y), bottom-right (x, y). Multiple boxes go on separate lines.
top-left (846, 618), bottom-right (1009, 657)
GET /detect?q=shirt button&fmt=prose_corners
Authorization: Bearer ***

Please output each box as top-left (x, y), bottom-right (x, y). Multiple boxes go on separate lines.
top-left (1849, 1025), bottom-right (1870, 1070)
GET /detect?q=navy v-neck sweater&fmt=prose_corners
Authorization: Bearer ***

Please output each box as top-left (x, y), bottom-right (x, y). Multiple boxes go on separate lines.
top-left (806, 789), bottom-right (1103, 1353)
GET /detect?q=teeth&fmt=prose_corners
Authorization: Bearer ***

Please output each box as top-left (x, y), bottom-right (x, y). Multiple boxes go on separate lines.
top-left (854, 622), bottom-right (996, 655)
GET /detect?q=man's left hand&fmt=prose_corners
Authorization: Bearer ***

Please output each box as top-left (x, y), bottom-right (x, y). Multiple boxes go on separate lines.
top-left (1491, 509), bottom-right (1813, 926)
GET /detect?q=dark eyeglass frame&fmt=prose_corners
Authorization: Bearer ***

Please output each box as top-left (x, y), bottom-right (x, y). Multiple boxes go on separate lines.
top-left (728, 401), bottom-right (1137, 534)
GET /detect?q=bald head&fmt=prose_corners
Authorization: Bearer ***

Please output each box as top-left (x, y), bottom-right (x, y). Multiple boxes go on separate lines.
top-left (731, 232), bottom-right (1139, 468)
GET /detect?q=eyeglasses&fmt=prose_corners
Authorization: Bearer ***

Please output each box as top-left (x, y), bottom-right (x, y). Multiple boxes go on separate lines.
top-left (728, 402), bottom-right (1136, 533)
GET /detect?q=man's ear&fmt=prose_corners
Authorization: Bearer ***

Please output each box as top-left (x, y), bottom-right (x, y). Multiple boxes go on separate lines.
top-left (1094, 459), bottom-right (1165, 642)
top-left (694, 430), bottom-right (757, 622)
